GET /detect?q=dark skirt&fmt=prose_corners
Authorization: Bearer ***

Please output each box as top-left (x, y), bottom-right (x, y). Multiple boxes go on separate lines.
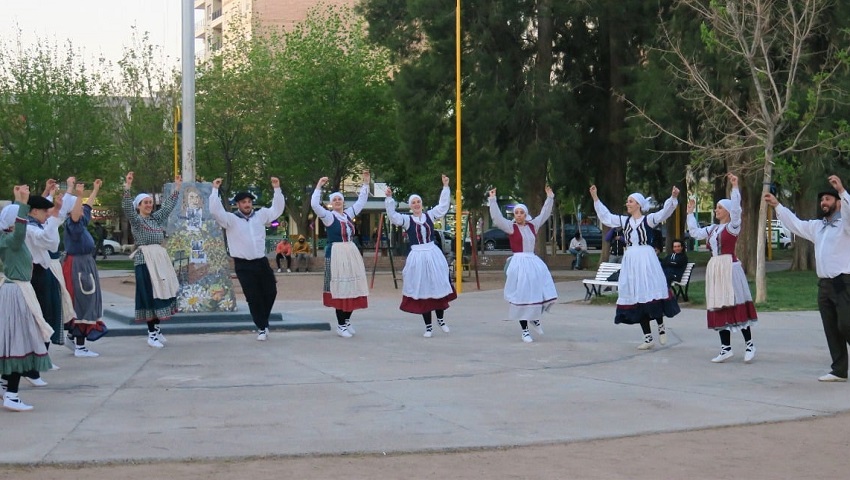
top-left (63, 254), bottom-right (108, 340)
top-left (32, 264), bottom-right (63, 345)
top-left (614, 289), bottom-right (681, 325)
top-left (134, 264), bottom-right (178, 323)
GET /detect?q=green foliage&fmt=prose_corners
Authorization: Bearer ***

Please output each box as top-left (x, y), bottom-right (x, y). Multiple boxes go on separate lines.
top-left (0, 34), bottom-right (113, 193)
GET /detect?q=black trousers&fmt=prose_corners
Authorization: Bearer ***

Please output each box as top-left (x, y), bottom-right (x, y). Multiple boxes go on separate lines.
top-left (234, 258), bottom-right (278, 330)
top-left (818, 274), bottom-right (850, 378)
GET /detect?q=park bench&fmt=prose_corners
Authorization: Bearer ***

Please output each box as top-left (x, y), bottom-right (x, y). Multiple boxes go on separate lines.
top-left (582, 262), bottom-right (622, 301)
top-left (671, 262), bottom-right (696, 302)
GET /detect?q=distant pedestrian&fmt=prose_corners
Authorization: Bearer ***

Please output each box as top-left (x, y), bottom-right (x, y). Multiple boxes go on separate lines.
top-left (385, 174), bottom-right (456, 338)
top-left (766, 175), bottom-right (850, 382)
top-left (123, 171), bottom-right (181, 348)
top-left (93, 221), bottom-right (107, 260)
top-left (209, 177), bottom-right (285, 341)
top-left (591, 184), bottom-right (681, 350)
top-left (275, 238), bottom-right (292, 273)
top-left (687, 173), bottom-right (757, 363)
top-left (605, 227), bottom-right (626, 264)
top-left (311, 172), bottom-right (370, 337)
top-left (488, 185), bottom-right (557, 343)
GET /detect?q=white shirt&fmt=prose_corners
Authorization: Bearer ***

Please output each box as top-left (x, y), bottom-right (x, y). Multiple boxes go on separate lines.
top-left (385, 186), bottom-right (451, 235)
top-left (25, 216), bottom-right (62, 268)
top-left (209, 188), bottom-right (285, 260)
top-left (775, 191), bottom-right (850, 279)
top-left (488, 195), bottom-right (554, 253)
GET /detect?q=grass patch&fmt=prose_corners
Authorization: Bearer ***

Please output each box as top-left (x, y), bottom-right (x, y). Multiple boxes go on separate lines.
top-left (590, 268), bottom-right (818, 312)
top-left (96, 259), bottom-right (135, 270)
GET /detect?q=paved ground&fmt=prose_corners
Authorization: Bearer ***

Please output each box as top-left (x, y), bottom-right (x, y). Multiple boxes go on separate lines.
top-left (2, 262), bottom-right (849, 479)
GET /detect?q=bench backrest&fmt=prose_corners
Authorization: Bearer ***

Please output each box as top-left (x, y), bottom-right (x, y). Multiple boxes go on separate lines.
top-left (594, 262), bottom-right (622, 281)
top-left (676, 263), bottom-right (696, 284)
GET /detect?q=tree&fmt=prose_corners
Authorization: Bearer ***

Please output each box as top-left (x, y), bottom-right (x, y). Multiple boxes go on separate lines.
top-left (631, 0), bottom-right (850, 302)
top-left (0, 32), bottom-right (111, 193)
top-left (269, 4), bottom-right (398, 233)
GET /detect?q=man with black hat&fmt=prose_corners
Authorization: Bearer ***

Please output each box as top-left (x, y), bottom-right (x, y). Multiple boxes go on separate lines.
top-left (209, 177), bottom-right (285, 341)
top-left (765, 174), bottom-right (850, 382)
top-left (22, 186), bottom-right (65, 386)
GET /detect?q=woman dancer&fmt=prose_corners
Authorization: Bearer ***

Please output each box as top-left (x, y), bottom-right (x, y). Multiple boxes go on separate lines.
top-left (687, 173), bottom-right (757, 363)
top-left (62, 179), bottom-right (109, 357)
top-left (590, 184), bottom-right (681, 349)
top-left (311, 172), bottom-right (370, 337)
top-left (122, 171), bottom-right (181, 348)
top-left (1, 186), bottom-right (52, 411)
top-left (385, 175), bottom-right (456, 338)
top-left (488, 186), bottom-right (558, 342)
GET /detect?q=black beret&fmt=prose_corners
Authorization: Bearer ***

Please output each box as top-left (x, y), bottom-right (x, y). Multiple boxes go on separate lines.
top-left (233, 191), bottom-right (255, 203)
top-left (27, 195), bottom-right (54, 210)
top-left (817, 189), bottom-right (840, 201)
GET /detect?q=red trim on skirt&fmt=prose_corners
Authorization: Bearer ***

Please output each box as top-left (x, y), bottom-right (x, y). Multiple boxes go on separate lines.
top-left (707, 302), bottom-right (758, 330)
top-left (399, 291), bottom-right (457, 314)
top-left (323, 292), bottom-right (368, 311)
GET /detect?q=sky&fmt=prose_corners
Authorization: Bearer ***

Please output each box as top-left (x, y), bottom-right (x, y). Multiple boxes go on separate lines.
top-left (0, 0), bottom-right (185, 69)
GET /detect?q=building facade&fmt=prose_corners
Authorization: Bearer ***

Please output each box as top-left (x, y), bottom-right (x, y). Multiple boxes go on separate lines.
top-left (194, 0), bottom-right (358, 61)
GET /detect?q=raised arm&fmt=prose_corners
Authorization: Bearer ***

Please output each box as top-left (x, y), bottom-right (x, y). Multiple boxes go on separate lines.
top-left (590, 185), bottom-right (629, 229)
top-left (647, 186), bottom-right (680, 227)
top-left (488, 189), bottom-right (514, 233)
top-left (685, 198), bottom-right (711, 240)
top-left (152, 175), bottom-right (181, 222)
top-left (530, 185), bottom-right (555, 231)
top-left (258, 176), bottom-right (286, 224)
top-left (764, 192), bottom-right (819, 242)
top-left (122, 172), bottom-right (141, 227)
top-left (384, 187), bottom-right (409, 228)
top-left (427, 175), bottom-right (452, 220)
top-left (347, 171), bottom-right (371, 217)
top-left (311, 177), bottom-right (334, 226)
top-left (829, 175), bottom-right (850, 237)
top-left (208, 178), bottom-right (235, 229)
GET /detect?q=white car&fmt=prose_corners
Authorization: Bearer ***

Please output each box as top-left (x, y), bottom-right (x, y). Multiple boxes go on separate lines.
top-left (102, 239), bottom-right (121, 256)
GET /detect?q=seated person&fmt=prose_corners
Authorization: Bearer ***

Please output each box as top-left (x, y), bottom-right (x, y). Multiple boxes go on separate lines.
top-left (660, 239), bottom-right (689, 285)
top-left (568, 231), bottom-right (588, 270)
top-left (292, 235), bottom-right (311, 272)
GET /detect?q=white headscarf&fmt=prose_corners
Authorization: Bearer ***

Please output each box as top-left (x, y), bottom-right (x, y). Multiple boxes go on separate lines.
top-left (133, 193), bottom-right (152, 211)
top-left (328, 192), bottom-right (344, 202)
top-left (0, 204), bottom-right (20, 230)
top-left (628, 193), bottom-right (652, 212)
top-left (512, 203), bottom-right (534, 222)
top-left (717, 199), bottom-right (733, 213)
top-left (407, 194), bottom-right (422, 206)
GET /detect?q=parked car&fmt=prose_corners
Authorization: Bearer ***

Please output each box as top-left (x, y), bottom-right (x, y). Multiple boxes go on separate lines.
top-left (481, 228), bottom-right (511, 251)
top-left (434, 230), bottom-right (453, 255)
top-left (560, 224), bottom-right (603, 250)
top-left (102, 239), bottom-right (121, 256)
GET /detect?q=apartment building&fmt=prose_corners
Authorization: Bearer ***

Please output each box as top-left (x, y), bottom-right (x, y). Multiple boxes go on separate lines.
top-left (194, 0), bottom-right (358, 60)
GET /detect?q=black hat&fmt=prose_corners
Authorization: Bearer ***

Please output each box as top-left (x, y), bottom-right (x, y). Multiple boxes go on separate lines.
top-left (27, 195), bottom-right (54, 210)
top-left (817, 188), bottom-right (840, 201)
top-left (233, 191), bottom-right (256, 203)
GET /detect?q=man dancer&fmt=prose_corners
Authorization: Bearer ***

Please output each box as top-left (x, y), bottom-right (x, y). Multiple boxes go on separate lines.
top-left (765, 175), bottom-right (850, 382)
top-left (209, 178), bottom-right (285, 341)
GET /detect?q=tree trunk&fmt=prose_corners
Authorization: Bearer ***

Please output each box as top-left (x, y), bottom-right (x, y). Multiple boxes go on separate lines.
top-left (754, 146), bottom-right (775, 303)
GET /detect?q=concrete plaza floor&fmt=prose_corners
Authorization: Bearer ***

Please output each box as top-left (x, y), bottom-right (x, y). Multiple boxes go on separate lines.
top-left (2, 268), bottom-right (846, 465)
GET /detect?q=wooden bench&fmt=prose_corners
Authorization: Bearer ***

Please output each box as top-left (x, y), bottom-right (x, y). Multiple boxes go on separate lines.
top-left (582, 262), bottom-right (622, 301)
top-left (671, 262), bottom-right (696, 302)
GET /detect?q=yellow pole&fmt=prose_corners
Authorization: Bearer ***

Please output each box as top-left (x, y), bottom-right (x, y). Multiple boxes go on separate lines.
top-left (454, 0), bottom-right (463, 292)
